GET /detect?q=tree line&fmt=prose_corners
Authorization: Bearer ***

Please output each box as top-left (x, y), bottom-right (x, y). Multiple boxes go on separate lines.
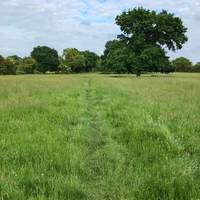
top-left (171, 57), bottom-right (200, 72)
top-left (1, 7), bottom-right (200, 76)
top-left (0, 47), bottom-right (100, 75)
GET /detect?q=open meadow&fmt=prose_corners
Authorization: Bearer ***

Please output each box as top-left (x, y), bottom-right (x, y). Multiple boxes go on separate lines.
top-left (0, 73), bottom-right (200, 199)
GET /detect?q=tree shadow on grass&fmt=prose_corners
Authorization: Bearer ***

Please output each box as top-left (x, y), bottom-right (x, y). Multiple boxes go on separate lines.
top-left (105, 74), bottom-right (174, 78)
top-left (149, 74), bottom-right (174, 78)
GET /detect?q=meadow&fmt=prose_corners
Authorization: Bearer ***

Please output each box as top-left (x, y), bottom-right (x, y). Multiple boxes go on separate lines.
top-left (0, 73), bottom-right (200, 200)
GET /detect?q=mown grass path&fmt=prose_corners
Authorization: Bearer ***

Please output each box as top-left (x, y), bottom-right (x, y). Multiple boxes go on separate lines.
top-left (80, 78), bottom-right (129, 199)
top-left (82, 78), bottom-right (117, 199)
top-left (83, 78), bottom-right (106, 198)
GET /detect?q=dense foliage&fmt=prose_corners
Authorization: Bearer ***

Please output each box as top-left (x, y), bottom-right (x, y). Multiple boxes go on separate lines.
top-left (31, 46), bottom-right (59, 73)
top-left (172, 57), bottom-right (193, 72)
top-left (193, 62), bottom-right (200, 72)
top-left (0, 46), bottom-right (100, 75)
top-left (16, 57), bottom-right (36, 74)
top-left (102, 7), bottom-right (188, 76)
top-left (138, 46), bottom-right (173, 74)
top-left (101, 40), bottom-right (135, 73)
top-left (61, 48), bottom-right (99, 73)
top-left (0, 55), bottom-right (16, 75)
top-left (81, 50), bottom-right (100, 72)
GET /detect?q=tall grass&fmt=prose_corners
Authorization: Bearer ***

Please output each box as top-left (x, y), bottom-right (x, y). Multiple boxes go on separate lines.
top-left (0, 73), bottom-right (199, 199)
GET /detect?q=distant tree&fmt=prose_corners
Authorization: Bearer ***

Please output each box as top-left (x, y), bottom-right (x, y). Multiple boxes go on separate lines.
top-left (192, 62), bottom-right (200, 72)
top-left (7, 55), bottom-right (22, 66)
top-left (62, 48), bottom-right (85, 73)
top-left (31, 46), bottom-right (59, 73)
top-left (0, 55), bottom-right (6, 75)
top-left (81, 51), bottom-right (99, 72)
top-left (0, 55), bottom-right (16, 75)
top-left (102, 40), bottom-right (136, 73)
top-left (115, 7), bottom-right (188, 76)
top-left (16, 57), bottom-right (36, 74)
top-left (4, 58), bottom-right (16, 74)
top-left (57, 56), bottom-right (68, 73)
top-left (172, 57), bottom-right (192, 72)
top-left (0, 55), bottom-right (4, 65)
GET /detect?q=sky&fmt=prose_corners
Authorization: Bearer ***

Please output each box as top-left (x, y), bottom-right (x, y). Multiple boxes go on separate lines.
top-left (0, 0), bottom-right (200, 63)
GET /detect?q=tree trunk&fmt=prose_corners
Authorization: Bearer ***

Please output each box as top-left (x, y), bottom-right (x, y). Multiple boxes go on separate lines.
top-left (136, 70), bottom-right (141, 77)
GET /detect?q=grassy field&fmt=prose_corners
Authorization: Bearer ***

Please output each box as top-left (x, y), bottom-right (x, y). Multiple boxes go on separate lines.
top-left (0, 73), bottom-right (200, 200)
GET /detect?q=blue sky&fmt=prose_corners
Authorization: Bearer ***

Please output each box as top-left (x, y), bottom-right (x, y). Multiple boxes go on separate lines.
top-left (0, 0), bottom-right (200, 63)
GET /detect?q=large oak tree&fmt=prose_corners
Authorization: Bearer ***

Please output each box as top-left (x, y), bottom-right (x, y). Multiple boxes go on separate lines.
top-left (114, 7), bottom-right (188, 76)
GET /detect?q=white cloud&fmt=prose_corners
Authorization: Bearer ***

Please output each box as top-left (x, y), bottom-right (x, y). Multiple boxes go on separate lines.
top-left (0, 0), bottom-right (199, 62)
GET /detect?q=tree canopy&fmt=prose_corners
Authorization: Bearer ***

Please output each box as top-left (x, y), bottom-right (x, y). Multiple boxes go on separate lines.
top-left (61, 48), bottom-right (100, 73)
top-left (172, 57), bottom-right (192, 72)
top-left (31, 46), bottom-right (59, 73)
top-left (193, 62), bottom-right (200, 72)
top-left (116, 8), bottom-right (188, 51)
top-left (0, 55), bottom-right (16, 75)
top-left (102, 40), bottom-right (135, 73)
top-left (16, 57), bottom-right (36, 74)
top-left (81, 50), bottom-right (99, 72)
top-left (62, 48), bottom-right (86, 73)
top-left (138, 46), bottom-right (172, 74)
top-left (102, 7), bottom-right (188, 76)
top-left (0, 48), bottom-right (100, 75)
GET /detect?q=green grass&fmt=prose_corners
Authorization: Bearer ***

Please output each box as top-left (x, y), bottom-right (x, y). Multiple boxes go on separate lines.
top-left (0, 73), bottom-right (200, 200)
